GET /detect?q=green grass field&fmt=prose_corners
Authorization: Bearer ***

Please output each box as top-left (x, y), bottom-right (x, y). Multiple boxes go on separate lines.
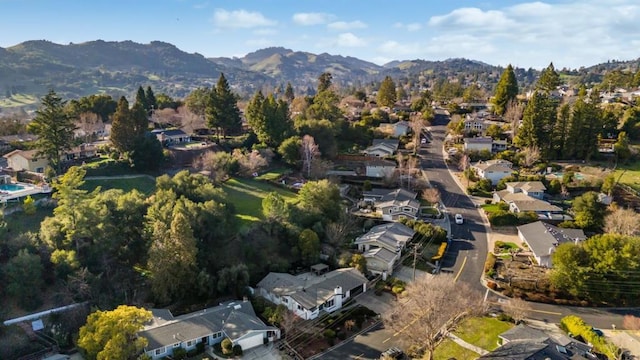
top-left (221, 177), bottom-right (297, 227)
top-left (481, 203), bottom-right (502, 213)
top-left (0, 93), bottom-right (37, 107)
top-left (82, 176), bottom-right (157, 195)
top-left (433, 338), bottom-right (479, 360)
top-left (255, 168), bottom-right (292, 181)
top-left (454, 317), bottom-right (514, 351)
top-left (3, 207), bottom-right (52, 235)
top-left (613, 161), bottom-right (640, 192)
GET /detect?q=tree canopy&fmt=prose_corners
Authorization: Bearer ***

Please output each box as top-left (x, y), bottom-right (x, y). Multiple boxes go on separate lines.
top-left (377, 76), bottom-right (397, 107)
top-left (78, 305), bottom-right (152, 360)
top-left (207, 73), bottom-right (242, 139)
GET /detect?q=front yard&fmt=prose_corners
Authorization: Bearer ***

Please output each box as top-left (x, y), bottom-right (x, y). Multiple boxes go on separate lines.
top-left (453, 317), bottom-right (514, 351)
top-left (433, 338), bottom-right (480, 360)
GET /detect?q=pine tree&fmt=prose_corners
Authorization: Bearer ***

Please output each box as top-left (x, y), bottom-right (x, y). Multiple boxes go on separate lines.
top-left (536, 62), bottom-right (561, 93)
top-left (284, 82), bottom-right (295, 102)
top-left (135, 86), bottom-right (148, 112)
top-left (377, 76), bottom-right (397, 107)
top-left (110, 97), bottom-right (134, 152)
top-left (145, 86), bottom-right (157, 113)
top-left (552, 103), bottom-right (571, 158)
top-left (206, 73), bottom-right (241, 139)
top-left (27, 89), bottom-right (76, 174)
top-left (317, 72), bottom-right (333, 93)
top-left (492, 64), bottom-right (518, 115)
top-left (515, 91), bottom-right (557, 158)
top-left (566, 88), bottom-right (602, 160)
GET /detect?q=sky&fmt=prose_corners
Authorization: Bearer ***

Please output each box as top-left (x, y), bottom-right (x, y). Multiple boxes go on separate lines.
top-left (0, 0), bottom-right (639, 70)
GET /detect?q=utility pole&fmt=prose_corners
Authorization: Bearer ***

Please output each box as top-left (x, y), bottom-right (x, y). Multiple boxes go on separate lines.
top-left (412, 244), bottom-right (419, 281)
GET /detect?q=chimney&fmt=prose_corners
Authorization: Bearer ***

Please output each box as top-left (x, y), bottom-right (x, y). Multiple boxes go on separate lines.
top-left (334, 286), bottom-right (342, 296)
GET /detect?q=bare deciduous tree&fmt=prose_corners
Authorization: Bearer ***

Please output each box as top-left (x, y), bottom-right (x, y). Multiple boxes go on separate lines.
top-left (504, 297), bottom-right (532, 324)
top-left (76, 112), bottom-right (104, 142)
top-left (177, 106), bottom-right (207, 134)
top-left (623, 314), bottom-right (640, 330)
top-left (280, 307), bottom-right (301, 341)
top-left (383, 275), bottom-right (484, 360)
top-left (301, 135), bottom-right (320, 178)
top-left (604, 208), bottom-right (640, 236)
top-left (521, 145), bottom-right (541, 168)
top-left (458, 154), bottom-right (470, 171)
top-left (422, 188), bottom-right (441, 205)
top-left (504, 100), bottom-right (524, 140)
top-left (325, 212), bottom-right (357, 247)
top-left (234, 149), bottom-right (269, 176)
top-left (194, 150), bottom-right (234, 183)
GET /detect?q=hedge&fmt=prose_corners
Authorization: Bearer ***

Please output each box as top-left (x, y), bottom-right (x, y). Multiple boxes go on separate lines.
top-left (560, 315), bottom-right (618, 359)
top-left (431, 242), bottom-right (448, 261)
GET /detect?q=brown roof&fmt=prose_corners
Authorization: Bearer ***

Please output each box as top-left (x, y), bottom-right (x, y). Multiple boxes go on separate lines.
top-left (3, 149), bottom-right (39, 160)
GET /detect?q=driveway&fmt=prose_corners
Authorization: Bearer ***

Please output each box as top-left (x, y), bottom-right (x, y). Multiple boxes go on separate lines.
top-left (393, 265), bottom-right (431, 284)
top-left (356, 291), bottom-right (395, 316)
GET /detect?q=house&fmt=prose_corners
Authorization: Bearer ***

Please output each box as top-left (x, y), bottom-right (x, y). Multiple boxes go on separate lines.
top-left (363, 188), bottom-right (420, 221)
top-left (139, 300), bottom-right (280, 360)
top-left (365, 159), bottom-right (396, 178)
top-left (363, 139), bottom-right (399, 157)
top-left (517, 221), bottom-right (587, 267)
top-left (507, 196), bottom-right (563, 215)
top-left (354, 222), bottom-right (416, 276)
top-left (378, 121), bottom-right (410, 137)
top-left (152, 129), bottom-right (191, 146)
top-left (505, 181), bottom-right (546, 199)
top-left (256, 267), bottom-right (367, 320)
top-left (463, 137), bottom-right (493, 152)
top-left (63, 143), bottom-right (98, 162)
top-left (3, 149), bottom-right (49, 173)
top-left (471, 160), bottom-right (514, 185)
top-left (480, 324), bottom-right (594, 359)
top-left (492, 139), bottom-right (508, 152)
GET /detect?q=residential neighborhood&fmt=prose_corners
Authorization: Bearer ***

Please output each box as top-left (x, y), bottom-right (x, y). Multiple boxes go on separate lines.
top-left (2, 3), bottom-right (640, 359)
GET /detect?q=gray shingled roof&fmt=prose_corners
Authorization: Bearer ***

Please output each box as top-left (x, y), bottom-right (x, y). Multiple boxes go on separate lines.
top-left (257, 268), bottom-right (367, 310)
top-left (499, 324), bottom-right (549, 343)
top-left (517, 221), bottom-right (587, 258)
top-left (506, 181), bottom-right (547, 193)
top-left (364, 247), bottom-right (397, 264)
top-left (139, 301), bottom-right (275, 350)
top-left (354, 223), bottom-right (416, 252)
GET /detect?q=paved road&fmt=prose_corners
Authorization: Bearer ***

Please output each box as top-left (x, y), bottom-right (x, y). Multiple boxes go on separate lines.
top-left (315, 322), bottom-right (408, 360)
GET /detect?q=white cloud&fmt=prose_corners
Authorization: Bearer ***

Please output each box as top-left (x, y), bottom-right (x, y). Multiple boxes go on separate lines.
top-left (327, 20), bottom-right (367, 31)
top-left (394, 22), bottom-right (422, 32)
top-left (292, 12), bottom-right (334, 25)
top-left (428, 7), bottom-right (515, 30)
top-left (378, 40), bottom-right (421, 56)
top-left (335, 33), bottom-right (367, 47)
top-left (212, 9), bottom-right (277, 29)
top-left (253, 28), bottom-right (278, 36)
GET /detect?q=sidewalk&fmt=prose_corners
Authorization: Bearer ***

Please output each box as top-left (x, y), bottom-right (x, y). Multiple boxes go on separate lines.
top-left (447, 333), bottom-right (489, 355)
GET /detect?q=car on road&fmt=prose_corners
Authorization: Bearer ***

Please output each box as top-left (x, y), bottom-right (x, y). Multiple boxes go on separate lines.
top-left (454, 213), bottom-right (464, 224)
top-left (380, 347), bottom-right (404, 359)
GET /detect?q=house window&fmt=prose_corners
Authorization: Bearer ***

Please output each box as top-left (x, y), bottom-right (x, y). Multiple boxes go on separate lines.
top-left (282, 297), bottom-right (288, 304)
top-left (297, 304), bottom-right (303, 311)
top-left (186, 340), bottom-right (194, 347)
top-left (324, 298), bottom-right (335, 308)
top-left (155, 347), bottom-right (166, 355)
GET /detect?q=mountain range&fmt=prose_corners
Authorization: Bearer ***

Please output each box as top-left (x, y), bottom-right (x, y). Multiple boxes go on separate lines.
top-left (0, 40), bottom-right (638, 108)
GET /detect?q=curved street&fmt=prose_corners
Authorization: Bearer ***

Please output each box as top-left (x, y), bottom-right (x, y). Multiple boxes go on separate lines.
top-left (424, 111), bottom-right (640, 329)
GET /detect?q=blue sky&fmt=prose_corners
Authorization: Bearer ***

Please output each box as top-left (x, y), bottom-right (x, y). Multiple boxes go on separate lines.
top-left (1, 0), bottom-right (638, 69)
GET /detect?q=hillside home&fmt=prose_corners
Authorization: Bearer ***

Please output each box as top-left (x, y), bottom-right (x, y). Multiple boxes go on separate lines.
top-left (363, 139), bottom-right (399, 157)
top-left (471, 160), bottom-right (514, 185)
top-left (463, 137), bottom-right (493, 152)
top-left (365, 159), bottom-right (396, 178)
top-left (256, 268), bottom-right (367, 320)
top-left (3, 149), bottom-right (49, 173)
top-left (494, 181), bottom-right (563, 217)
top-left (354, 223), bottom-right (415, 276)
top-left (63, 143), bottom-right (98, 162)
top-left (152, 128), bottom-right (191, 146)
top-left (363, 188), bottom-right (419, 221)
top-left (505, 181), bottom-right (546, 199)
top-left (517, 222), bottom-right (587, 268)
top-left (139, 300), bottom-right (280, 360)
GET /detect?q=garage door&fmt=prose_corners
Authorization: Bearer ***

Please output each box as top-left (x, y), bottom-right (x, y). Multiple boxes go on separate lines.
top-left (236, 333), bottom-right (264, 351)
top-left (350, 284), bottom-right (364, 297)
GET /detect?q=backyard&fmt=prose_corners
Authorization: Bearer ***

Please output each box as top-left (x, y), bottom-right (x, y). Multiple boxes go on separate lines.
top-left (81, 175), bottom-right (157, 195)
top-left (221, 177), bottom-right (297, 227)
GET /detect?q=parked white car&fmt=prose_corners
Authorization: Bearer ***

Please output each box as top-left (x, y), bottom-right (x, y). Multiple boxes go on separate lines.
top-left (454, 213), bottom-right (464, 224)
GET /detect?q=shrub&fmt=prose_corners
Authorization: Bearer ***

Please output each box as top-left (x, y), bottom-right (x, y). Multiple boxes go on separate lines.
top-left (560, 315), bottom-right (617, 358)
top-left (484, 199), bottom-right (493, 205)
top-left (213, 342), bottom-right (222, 353)
top-left (221, 338), bottom-right (233, 355)
top-left (484, 253), bottom-right (496, 273)
top-left (323, 329), bottom-right (336, 339)
top-left (477, 178), bottom-right (492, 192)
top-left (488, 210), bottom-right (518, 226)
top-left (431, 242), bottom-right (448, 261)
top-left (497, 313), bottom-right (514, 322)
top-left (172, 348), bottom-right (187, 360)
top-left (232, 344), bottom-right (243, 356)
top-left (196, 342), bottom-right (205, 353)
top-left (22, 195), bottom-right (36, 215)
top-left (337, 332), bottom-right (346, 340)
top-left (391, 284), bottom-right (405, 295)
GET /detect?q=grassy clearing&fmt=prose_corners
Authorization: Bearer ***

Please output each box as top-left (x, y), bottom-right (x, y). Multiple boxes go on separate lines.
top-left (0, 93), bottom-right (37, 107)
top-left (454, 317), bottom-right (514, 351)
top-left (221, 177), bottom-right (297, 227)
top-left (613, 161), bottom-right (640, 192)
top-left (255, 168), bottom-right (292, 181)
top-left (433, 338), bottom-right (479, 360)
top-left (82, 176), bottom-right (156, 195)
top-left (3, 207), bottom-right (51, 235)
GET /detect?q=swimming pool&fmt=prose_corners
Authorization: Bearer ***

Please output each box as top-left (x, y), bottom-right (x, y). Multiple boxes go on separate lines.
top-left (0, 183), bottom-right (25, 192)
top-left (552, 172), bottom-right (584, 180)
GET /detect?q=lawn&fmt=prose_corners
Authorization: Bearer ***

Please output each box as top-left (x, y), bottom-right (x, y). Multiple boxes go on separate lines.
top-left (613, 162), bottom-right (640, 192)
top-left (221, 177), bottom-right (297, 227)
top-left (481, 203), bottom-right (502, 213)
top-left (433, 338), bottom-right (479, 360)
top-left (81, 176), bottom-right (157, 195)
top-left (255, 168), bottom-right (292, 181)
top-left (454, 317), bottom-right (514, 351)
top-left (3, 207), bottom-right (51, 236)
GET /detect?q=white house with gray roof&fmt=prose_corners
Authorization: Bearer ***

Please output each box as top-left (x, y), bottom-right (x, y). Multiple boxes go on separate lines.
top-left (363, 188), bottom-right (420, 221)
top-left (471, 159), bottom-right (514, 185)
top-left (517, 221), bottom-right (587, 268)
top-left (256, 268), bottom-right (367, 320)
top-left (139, 300), bottom-right (279, 359)
top-left (363, 139), bottom-right (399, 157)
top-left (354, 222), bottom-right (415, 276)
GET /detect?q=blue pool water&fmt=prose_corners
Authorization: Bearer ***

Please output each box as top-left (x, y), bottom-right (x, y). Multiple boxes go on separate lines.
top-left (552, 172), bottom-right (584, 180)
top-left (0, 183), bottom-right (25, 192)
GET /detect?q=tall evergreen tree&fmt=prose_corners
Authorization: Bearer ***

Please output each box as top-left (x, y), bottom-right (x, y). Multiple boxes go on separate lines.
top-left (145, 86), bottom-right (157, 113)
top-left (536, 62), bottom-right (561, 93)
top-left (110, 97), bottom-right (133, 152)
top-left (206, 73), bottom-right (241, 139)
top-left (135, 86), bottom-right (148, 112)
top-left (317, 72), bottom-right (333, 93)
top-left (566, 87), bottom-right (602, 160)
top-left (515, 91), bottom-right (557, 158)
top-left (492, 64), bottom-right (518, 115)
top-left (377, 76), bottom-right (397, 107)
top-left (27, 89), bottom-right (77, 174)
top-left (284, 82), bottom-right (295, 103)
top-left (552, 103), bottom-right (571, 158)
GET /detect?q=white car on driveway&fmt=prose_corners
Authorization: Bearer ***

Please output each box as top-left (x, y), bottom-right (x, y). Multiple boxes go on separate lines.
top-left (454, 213), bottom-right (464, 224)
